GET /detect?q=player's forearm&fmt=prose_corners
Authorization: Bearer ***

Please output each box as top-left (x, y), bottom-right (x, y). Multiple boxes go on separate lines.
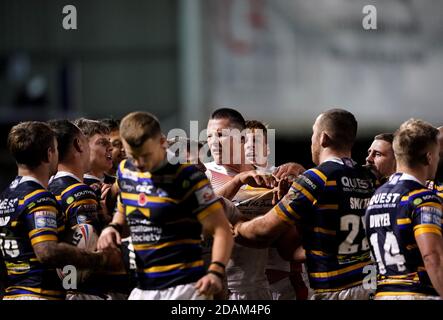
top-left (236, 216), bottom-right (278, 248)
top-left (210, 226), bottom-right (234, 269)
top-left (215, 176), bottom-right (243, 200)
top-left (423, 252), bottom-right (443, 297)
top-left (34, 241), bottom-right (106, 270)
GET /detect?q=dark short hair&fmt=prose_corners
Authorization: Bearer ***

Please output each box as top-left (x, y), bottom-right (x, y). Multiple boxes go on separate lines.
top-left (100, 118), bottom-right (120, 132)
top-left (74, 118), bottom-right (110, 139)
top-left (120, 111), bottom-right (161, 148)
top-left (211, 108), bottom-right (246, 130)
top-left (8, 121), bottom-right (56, 168)
top-left (374, 133), bottom-right (394, 144)
top-left (393, 119), bottom-right (439, 168)
top-left (48, 119), bottom-right (82, 162)
top-left (245, 120), bottom-right (268, 135)
top-left (319, 108), bottom-right (358, 150)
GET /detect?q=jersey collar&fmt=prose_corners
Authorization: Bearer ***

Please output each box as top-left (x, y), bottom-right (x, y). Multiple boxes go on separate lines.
top-left (50, 171), bottom-right (82, 183)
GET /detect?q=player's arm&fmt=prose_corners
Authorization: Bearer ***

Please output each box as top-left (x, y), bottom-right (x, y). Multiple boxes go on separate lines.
top-left (215, 170), bottom-right (275, 200)
top-left (416, 232), bottom-right (443, 297)
top-left (33, 239), bottom-right (118, 270)
top-left (97, 194), bottom-right (127, 250)
top-left (234, 169), bottom-right (323, 249)
top-left (195, 201), bottom-right (233, 296)
top-left (413, 195), bottom-right (443, 297)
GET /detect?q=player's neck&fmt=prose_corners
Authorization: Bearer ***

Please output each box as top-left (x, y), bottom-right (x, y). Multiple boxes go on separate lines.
top-left (57, 163), bottom-right (85, 182)
top-left (319, 149), bottom-right (351, 164)
top-left (88, 168), bottom-right (104, 179)
top-left (396, 165), bottom-right (428, 186)
top-left (17, 166), bottom-right (49, 189)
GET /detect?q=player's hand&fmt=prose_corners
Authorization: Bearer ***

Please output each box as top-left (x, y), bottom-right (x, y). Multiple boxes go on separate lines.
top-left (273, 178), bottom-right (291, 205)
top-left (97, 225), bottom-right (121, 250)
top-left (237, 170), bottom-right (276, 188)
top-left (194, 273), bottom-right (223, 296)
top-left (273, 162), bottom-right (306, 181)
top-left (100, 183), bottom-right (112, 201)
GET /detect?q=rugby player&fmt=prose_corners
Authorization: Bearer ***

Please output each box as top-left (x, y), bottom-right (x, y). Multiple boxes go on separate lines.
top-left (0, 121), bottom-right (119, 300)
top-left (234, 109), bottom-right (378, 300)
top-left (365, 119), bottom-right (443, 299)
top-left (366, 133), bottom-right (396, 182)
top-left (97, 111), bottom-right (233, 300)
top-left (101, 118), bottom-right (126, 184)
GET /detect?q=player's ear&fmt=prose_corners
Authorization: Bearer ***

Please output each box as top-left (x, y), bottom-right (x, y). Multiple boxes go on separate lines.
top-left (160, 133), bottom-right (168, 149)
top-left (424, 151), bottom-right (432, 166)
top-left (320, 131), bottom-right (332, 148)
top-left (73, 137), bottom-right (82, 153)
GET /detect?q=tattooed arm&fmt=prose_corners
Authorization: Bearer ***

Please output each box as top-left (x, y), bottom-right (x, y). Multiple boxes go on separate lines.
top-left (33, 240), bottom-right (119, 270)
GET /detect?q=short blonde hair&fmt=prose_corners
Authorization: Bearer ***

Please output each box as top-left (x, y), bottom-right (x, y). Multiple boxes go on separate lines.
top-left (120, 112), bottom-right (161, 148)
top-left (393, 119), bottom-right (439, 167)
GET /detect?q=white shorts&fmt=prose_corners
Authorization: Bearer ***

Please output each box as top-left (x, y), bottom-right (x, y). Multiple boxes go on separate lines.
top-left (229, 288), bottom-right (272, 300)
top-left (375, 294), bottom-right (441, 300)
top-left (310, 284), bottom-right (374, 300)
top-left (129, 283), bottom-right (212, 300)
top-left (66, 293), bottom-right (105, 300)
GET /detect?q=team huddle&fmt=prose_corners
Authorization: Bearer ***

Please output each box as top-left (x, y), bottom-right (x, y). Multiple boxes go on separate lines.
top-left (0, 107), bottom-right (442, 300)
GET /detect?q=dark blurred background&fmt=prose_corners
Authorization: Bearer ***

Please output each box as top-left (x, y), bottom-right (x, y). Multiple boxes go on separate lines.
top-left (0, 0), bottom-right (442, 189)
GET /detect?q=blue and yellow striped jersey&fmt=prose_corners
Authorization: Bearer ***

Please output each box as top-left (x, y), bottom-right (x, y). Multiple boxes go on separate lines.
top-left (48, 171), bottom-right (100, 231)
top-left (366, 173), bottom-right (443, 297)
top-left (117, 159), bottom-right (222, 290)
top-left (0, 176), bottom-right (65, 300)
top-left (427, 180), bottom-right (443, 200)
top-left (275, 158), bottom-right (377, 292)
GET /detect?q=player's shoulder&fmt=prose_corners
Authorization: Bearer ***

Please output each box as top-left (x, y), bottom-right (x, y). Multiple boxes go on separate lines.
top-left (406, 186), bottom-right (441, 207)
top-left (175, 163), bottom-right (208, 187)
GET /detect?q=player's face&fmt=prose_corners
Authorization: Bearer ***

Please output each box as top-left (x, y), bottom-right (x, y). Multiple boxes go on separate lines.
top-left (207, 118), bottom-right (243, 165)
top-left (48, 137), bottom-right (59, 176)
top-left (366, 139), bottom-right (396, 178)
top-left (110, 130), bottom-right (126, 170)
top-left (123, 135), bottom-right (166, 172)
top-left (311, 115), bottom-right (322, 165)
top-left (428, 142), bottom-right (440, 180)
top-left (89, 133), bottom-right (113, 174)
top-left (244, 129), bottom-right (268, 166)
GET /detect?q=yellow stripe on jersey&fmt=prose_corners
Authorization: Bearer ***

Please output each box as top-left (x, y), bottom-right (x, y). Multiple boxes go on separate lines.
top-left (120, 192), bottom-right (178, 204)
top-left (28, 228), bottom-right (56, 237)
top-left (6, 286), bottom-right (64, 296)
top-left (325, 181), bottom-right (337, 186)
top-left (375, 291), bottom-right (431, 297)
top-left (133, 239), bottom-right (201, 251)
top-left (143, 260), bottom-right (204, 273)
top-left (2, 294), bottom-right (62, 300)
top-left (274, 205), bottom-right (296, 225)
top-left (401, 188), bottom-right (431, 201)
top-left (397, 218), bottom-right (412, 225)
top-left (310, 169), bottom-right (327, 183)
top-left (313, 279), bottom-right (365, 293)
top-left (18, 189), bottom-right (47, 205)
top-left (119, 160), bottom-right (152, 179)
top-left (313, 227), bottom-right (336, 236)
top-left (281, 201), bottom-right (301, 220)
top-left (28, 205), bottom-right (58, 214)
top-left (309, 261), bottom-right (369, 279)
top-left (11, 221), bottom-right (18, 227)
top-left (416, 202), bottom-right (442, 210)
top-left (317, 204), bottom-right (339, 210)
top-left (197, 201), bottom-right (222, 221)
top-left (66, 198), bottom-right (97, 214)
top-left (414, 226), bottom-right (442, 237)
top-left (308, 250), bottom-right (329, 257)
top-left (175, 163), bottom-right (193, 177)
top-left (292, 182), bottom-right (316, 203)
top-left (61, 183), bottom-right (84, 197)
top-left (30, 234), bottom-right (58, 246)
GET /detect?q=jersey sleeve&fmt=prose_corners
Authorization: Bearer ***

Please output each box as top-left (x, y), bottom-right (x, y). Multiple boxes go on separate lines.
top-left (60, 183), bottom-right (99, 228)
top-left (178, 165), bottom-right (222, 222)
top-left (23, 190), bottom-right (61, 246)
top-left (409, 189), bottom-right (443, 237)
top-left (274, 168), bottom-right (326, 225)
